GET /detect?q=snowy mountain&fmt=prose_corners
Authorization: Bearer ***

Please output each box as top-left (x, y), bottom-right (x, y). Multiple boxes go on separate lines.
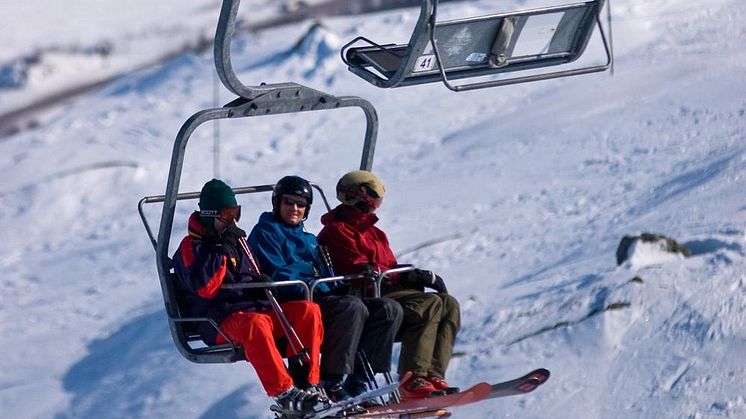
top-left (0, 0), bottom-right (744, 418)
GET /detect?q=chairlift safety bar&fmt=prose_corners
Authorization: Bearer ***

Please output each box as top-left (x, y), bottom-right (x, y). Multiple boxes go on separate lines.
top-left (374, 266), bottom-right (415, 298)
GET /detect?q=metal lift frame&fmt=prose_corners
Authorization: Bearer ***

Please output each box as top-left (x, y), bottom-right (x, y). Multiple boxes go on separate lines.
top-left (341, 0), bottom-right (612, 92)
top-left (143, 0), bottom-right (380, 364)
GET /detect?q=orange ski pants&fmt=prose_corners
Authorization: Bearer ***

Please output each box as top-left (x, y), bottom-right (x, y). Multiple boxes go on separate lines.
top-left (217, 300), bottom-right (323, 396)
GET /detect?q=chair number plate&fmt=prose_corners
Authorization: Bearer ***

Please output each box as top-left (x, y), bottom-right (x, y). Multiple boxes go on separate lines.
top-left (413, 55), bottom-right (436, 72)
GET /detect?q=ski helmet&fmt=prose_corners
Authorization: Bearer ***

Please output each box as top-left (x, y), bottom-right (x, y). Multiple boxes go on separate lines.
top-left (336, 170), bottom-right (385, 212)
top-left (272, 175), bottom-right (313, 220)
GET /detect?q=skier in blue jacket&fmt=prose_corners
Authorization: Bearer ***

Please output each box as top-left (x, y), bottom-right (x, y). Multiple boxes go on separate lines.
top-left (249, 175), bottom-right (403, 402)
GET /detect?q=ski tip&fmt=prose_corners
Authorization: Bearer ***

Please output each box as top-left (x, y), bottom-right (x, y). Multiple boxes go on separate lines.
top-left (514, 369), bottom-right (551, 393)
top-left (530, 368), bottom-right (551, 383)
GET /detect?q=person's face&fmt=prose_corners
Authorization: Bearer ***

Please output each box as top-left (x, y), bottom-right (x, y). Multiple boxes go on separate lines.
top-left (279, 194), bottom-right (308, 226)
top-left (214, 217), bottom-right (228, 233)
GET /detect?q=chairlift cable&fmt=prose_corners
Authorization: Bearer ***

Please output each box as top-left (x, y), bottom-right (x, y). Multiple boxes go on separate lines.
top-left (212, 70), bottom-right (221, 178)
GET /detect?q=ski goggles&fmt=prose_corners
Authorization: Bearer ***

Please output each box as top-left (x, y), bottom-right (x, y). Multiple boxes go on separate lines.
top-left (200, 206), bottom-right (241, 222)
top-left (338, 185), bottom-right (383, 209)
top-left (281, 197), bottom-right (309, 208)
top-left (366, 195), bottom-right (383, 209)
top-left (358, 185), bottom-right (384, 209)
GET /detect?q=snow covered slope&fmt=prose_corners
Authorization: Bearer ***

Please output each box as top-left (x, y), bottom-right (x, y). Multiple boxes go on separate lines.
top-left (0, 0), bottom-right (744, 418)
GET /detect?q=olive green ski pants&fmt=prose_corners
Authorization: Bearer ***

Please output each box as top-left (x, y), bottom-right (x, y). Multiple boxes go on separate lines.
top-left (384, 289), bottom-right (461, 378)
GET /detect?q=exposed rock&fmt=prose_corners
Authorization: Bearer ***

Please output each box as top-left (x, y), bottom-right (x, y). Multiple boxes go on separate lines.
top-left (616, 233), bottom-right (692, 266)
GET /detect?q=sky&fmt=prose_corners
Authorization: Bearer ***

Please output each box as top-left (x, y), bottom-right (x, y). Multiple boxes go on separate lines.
top-left (0, 0), bottom-right (744, 418)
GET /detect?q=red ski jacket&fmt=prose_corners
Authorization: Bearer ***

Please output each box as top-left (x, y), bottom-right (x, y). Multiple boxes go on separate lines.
top-left (317, 205), bottom-right (404, 293)
top-left (172, 212), bottom-right (269, 345)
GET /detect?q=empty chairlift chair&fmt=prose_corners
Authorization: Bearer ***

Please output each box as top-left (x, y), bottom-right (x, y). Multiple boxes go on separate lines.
top-left (342, 0), bottom-right (613, 91)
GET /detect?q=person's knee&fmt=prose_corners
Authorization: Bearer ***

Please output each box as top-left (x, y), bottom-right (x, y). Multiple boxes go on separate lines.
top-left (441, 294), bottom-right (459, 313)
top-left (424, 293), bottom-right (444, 309)
top-left (331, 295), bottom-right (369, 324)
top-left (410, 293), bottom-right (443, 321)
top-left (441, 294), bottom-right (461, 327)
top-left (381, 297), bottom-right (404, 322)
top-left (299, 300), bottom-right (322, 315)
top-left (234, 312), bottom-right (272, 340)
top-left (282, 301), bottom-right (323, 328)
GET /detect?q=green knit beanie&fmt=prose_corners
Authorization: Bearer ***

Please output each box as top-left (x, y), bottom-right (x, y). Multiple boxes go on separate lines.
top-left (199, 179), bottom-right (237, 214)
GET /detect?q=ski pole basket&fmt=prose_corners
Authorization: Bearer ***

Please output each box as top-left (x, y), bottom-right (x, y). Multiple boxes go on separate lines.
top-left (341, 0), bottom-right (612, 91)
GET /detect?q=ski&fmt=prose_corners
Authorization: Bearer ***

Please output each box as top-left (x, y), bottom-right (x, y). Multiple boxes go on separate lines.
top-left (485, 368), bottom-right (550, 400)
top-left (352, 382), bottom-right (492, 418)
top-left (350, 368), bottom-right (551, 418)
top-left (356, 407), bottom-right (452, 419)
top-left (354, 408), bottom-right (452, 419)
top-left (310, 381), bottom-right (400, 419)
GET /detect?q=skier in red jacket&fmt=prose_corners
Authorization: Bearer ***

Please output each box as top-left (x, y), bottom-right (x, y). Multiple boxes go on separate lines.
top-left (317, 171), bottom-right (461, 399)
top-left (172, 179), bottom-right (329, 415)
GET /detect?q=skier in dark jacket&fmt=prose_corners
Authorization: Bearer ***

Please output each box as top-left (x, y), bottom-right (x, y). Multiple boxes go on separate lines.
top-left (248, 175), bottom-right (403, 402)
top-left (317, 171), bottom-right (461, 400)
top-left (172, 179), bottom-right (329, 415)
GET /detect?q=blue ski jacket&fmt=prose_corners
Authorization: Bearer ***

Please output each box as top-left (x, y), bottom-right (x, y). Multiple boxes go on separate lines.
top-left (248, 212), bottom-right (336, 300)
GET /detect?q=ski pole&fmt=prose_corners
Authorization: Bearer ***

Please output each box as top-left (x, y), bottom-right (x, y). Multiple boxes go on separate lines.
top-left (317, 245), bottom-right (334, 277)
top-left (237, 236), bottom-right (311, 364)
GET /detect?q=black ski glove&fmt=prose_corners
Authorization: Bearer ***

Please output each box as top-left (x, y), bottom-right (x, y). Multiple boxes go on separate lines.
top-left (355, 263), bottom-right (376, 278)
top-left (329, 282), bottom-right (350, 296)
top-left (412, 269), bottom-right (448, 294)
top-left (200, 232), bottom-right (221, 249)
top-left (253, 273), bottom-right (274, 283)
top-left (219, 224), bottom-right (247, 256)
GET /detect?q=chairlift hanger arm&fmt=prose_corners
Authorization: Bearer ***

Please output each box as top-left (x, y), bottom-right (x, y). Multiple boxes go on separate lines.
top-left (214, 0), bottom-right (297, 100)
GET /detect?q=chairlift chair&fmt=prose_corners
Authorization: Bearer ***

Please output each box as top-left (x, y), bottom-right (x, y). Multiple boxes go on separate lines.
top-left (139, 185), bottom-right (326, 363)
top-left (139, 0), bottom-right (380, 364)
top-left (342, 0), bottom-right (613, 91)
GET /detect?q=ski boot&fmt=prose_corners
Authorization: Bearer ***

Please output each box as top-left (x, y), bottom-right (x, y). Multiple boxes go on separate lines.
top-left (400, 375), bottom-right (437, 400)
top-left (271, 386), bottom-right (330, 418)
top-left (426, 376), bottom-right (460, 395)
